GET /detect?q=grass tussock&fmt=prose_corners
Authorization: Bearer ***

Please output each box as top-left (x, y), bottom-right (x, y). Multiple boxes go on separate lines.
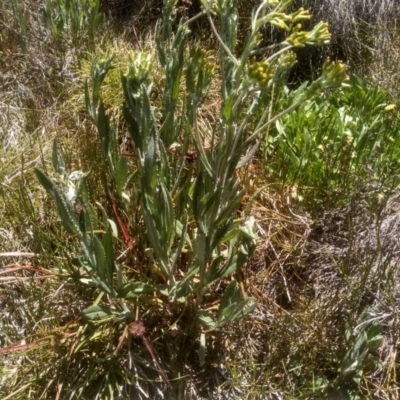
top-left (1, 0), bottom-right (400, 399)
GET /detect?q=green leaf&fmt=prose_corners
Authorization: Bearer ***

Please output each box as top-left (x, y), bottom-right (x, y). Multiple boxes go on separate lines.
top-left (52, 139), bottom-right (65, 175)
top-left (123, 104), bottom-right (142, 152)
top-left (98, 101), bottom-right (110, 157)
top-left (82, 305), bottom-right (117, 321)
top-left (222, 94), bottom-right (234, 121)
top-left (367, 335), bottom-right (384, 351)
top-left (84, 201), bottom-right (99, 232)
top-left (193, 233), bottom-right (208, 268)
top-left (34, 167), bottom-right (56, 198)
top-left (366, 323), bottom-right (383, 340)
top-left (144, 131), bottom-right (157, 191)
top-left (217, 281), bottom-right (257, 326)
top-left (92, 235), bottom-right (106, 281)
top-left (158, 183), bottom-right (174, 249)
top-left (199, 333), bottom-right (206, 366)
top-left (35, 168), bottom-right (82, 235)
top-left (119, 282), bottom-right (155, 298)
top-left (102, 226), bottom-right (115, 287)
top-left (171, 212), bottom-right (189, 269)
top-left (85, 80), bottom-right (94, 122)
top-left (53, 187), bottom-right (81, 235)
top-left (198, 310), bottom-right (216, 329)
top-left (218, 298), bottom-right (257, 327)
top-left (115, 157), bottom-right (128, 196)
top-left (218, 280), bottom-right (242, 319)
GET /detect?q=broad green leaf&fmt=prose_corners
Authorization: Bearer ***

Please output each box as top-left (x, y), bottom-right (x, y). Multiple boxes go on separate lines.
top-left (193, 233), bottom-right (208, 268)
top-left (222, 94), bottom-right (234, 121)
top-left (218, 280), bottom-right (241, 320)
top-left (366, 323), bottom-right (383, 339)
top-left (82, 305), bottom-right (117, 321)
top-left (119, 282), bottom-right (155, 298)
top-left (218, 299), bottom-right (256, 326)
top-left (367, 335), bottom-right (384, 351)
top-left (198, 310), bottom-right (216, 329)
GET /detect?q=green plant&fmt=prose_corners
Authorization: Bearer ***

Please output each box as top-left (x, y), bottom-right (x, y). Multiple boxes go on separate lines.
top-left (10, 0), bottom-right (29, 53)
top-left (41, 0), bottom-right (104, 46)
top-left (320, 308), bottom-right (385, 400)
top-left (264, 75), bottom-right (400, 208)
top-left (34, 0), bottom-right (348, 391)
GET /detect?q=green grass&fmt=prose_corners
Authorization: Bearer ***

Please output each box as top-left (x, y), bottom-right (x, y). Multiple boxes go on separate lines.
top-left (1, 0), bottom-right (400, 399)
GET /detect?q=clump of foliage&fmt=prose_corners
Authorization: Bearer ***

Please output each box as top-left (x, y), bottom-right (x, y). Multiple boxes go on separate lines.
top-left (265, 75), bottom-right (400, 208)
top-left (31, 0), bottom-right (347, 396)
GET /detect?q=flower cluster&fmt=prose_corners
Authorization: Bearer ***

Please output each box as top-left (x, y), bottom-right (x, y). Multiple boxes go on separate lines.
top-left (287, 21), bottom-right (331, 48)
top-left (126, 52), bottom-right (152, 84)
top-left (275, 51), bottom-right (297, 74)
top-left (248, 60), bottom-right (275, 86)
top-left (258, 7), bottom-right (310, 31)
top-left (307, 21), bottom-right (331, 46)
top-left (322, 59), bottom-right (349, 87)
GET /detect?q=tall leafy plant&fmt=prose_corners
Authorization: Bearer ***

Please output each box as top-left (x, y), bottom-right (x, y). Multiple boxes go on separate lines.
top-left (35, 0), bottom-right (348, 365)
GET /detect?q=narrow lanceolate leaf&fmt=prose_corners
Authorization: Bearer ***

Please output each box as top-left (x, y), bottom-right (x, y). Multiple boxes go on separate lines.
top-left (34, 168), bottom-right (56, 198)
top-left (97, 101), bottom-right (110, 157)
top-left (123, 104), bottom-right (142, 153)
top-left (143, 210), bottom-right (164, 261)
top-left (53, 189), bottom-right (81, 236)
top-left (171, 212), bottom-right (188, 269)
top-left (144, 132), bottom-right (157, 191)
top-left (115, 157), bottom-right (128, 197)
top-left (84, 201), bottom-right (99, 232)
top-left (52, 139), bottom-right (65, 175)
top-left (85, 80), bottom-right (95, 123)
top-left (236, 140), bottom-right (260, 169)
top-left (102, 226), bottom-right (115, 287)
top-left (159, 183), bottom-right (174, 250)
top-left (199, 333), bottom-right (206, 367)
top-left (35, 168), bottom-right (81, 236)
top-left (92, 235), bottom-right (106, 281)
